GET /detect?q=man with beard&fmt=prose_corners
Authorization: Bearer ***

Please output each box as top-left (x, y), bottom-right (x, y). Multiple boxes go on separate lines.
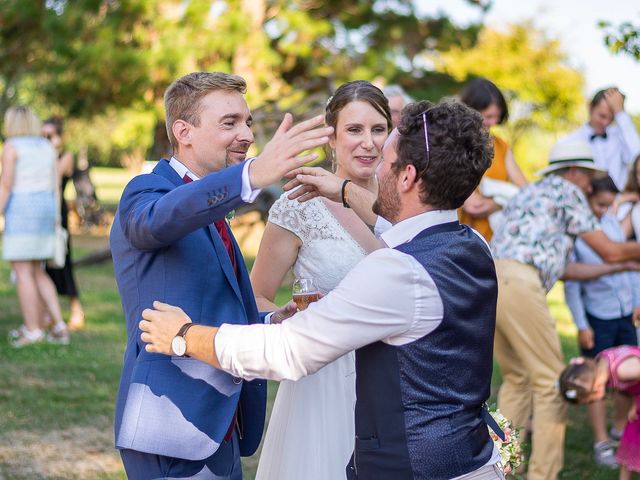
top-left (110, 71), bottom-right (331, 479)
top-left (139, 100), bottom-right (507, 479)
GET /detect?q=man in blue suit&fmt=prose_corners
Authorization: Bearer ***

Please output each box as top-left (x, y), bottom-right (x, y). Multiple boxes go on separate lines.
top-left (110, 71), bottom-right (331, 479)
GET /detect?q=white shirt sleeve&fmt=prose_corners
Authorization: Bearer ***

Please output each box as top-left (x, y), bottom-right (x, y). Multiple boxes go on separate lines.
top-left (241, 158), bottom-right (262, 203)
top-left (615, 111), bottom-right (640, 162)
top-left (215, 248), bottom-right (442, 381)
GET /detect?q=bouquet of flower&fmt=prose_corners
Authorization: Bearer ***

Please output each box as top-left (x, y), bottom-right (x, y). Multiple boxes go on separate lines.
top-left (488, 408), bottom-right (523, 475)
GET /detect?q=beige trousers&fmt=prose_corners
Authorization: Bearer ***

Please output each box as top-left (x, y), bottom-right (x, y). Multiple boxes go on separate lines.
top-left (493, 259), bottom-right (567, 480)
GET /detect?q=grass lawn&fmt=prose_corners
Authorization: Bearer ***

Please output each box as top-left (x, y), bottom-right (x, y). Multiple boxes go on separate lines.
top-left (0, 236), bottom-right (622, 479)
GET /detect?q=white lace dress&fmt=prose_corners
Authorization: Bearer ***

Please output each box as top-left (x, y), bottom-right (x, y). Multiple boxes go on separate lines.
top-left (255, 193), bottom-right (368, 480)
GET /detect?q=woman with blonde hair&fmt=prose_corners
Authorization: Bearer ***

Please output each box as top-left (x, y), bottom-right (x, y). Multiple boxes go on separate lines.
top-left (0, 106), bottom-right (68, 347)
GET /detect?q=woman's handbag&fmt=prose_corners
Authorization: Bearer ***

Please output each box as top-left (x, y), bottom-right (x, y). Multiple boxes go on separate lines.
top-left (49, 223), bottom-right (68, 268)
top-left (47, 156), bottom-right (68, 269)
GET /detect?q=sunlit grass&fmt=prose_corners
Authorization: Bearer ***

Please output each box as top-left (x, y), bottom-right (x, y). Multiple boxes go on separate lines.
top-left (0, 181), bottom-right (620, 480)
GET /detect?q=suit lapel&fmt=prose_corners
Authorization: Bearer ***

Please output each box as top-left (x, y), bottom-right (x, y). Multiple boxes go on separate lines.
top-left (208, 223), bottom-right (243, 302)
top-left (155, 159), bottom-right (245, 303)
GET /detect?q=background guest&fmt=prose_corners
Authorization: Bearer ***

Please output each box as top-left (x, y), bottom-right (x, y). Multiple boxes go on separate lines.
top-left (560, 347), bottom-right (640, 480)
top-left (42, 117), bottom-right (85, 330)
top-left (563, 87), bottom-right (640, 191)
top-left (615, 154), bottom-right (640, 241)
top-left (491, 140), bottom-right (640, 480)
top-left (382, 84), bottom-right (413, 128)
top-left (564, 175), bottom-right (639, 466)
top-left (458, 77), bottom-right (527, 241)
top-left (0, 106), bottom-right (68, 347)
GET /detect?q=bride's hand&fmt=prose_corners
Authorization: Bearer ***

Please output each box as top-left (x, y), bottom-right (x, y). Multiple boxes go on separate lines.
top-left (283, 167), bottom-right (344, 203)
top-left (271, 301), bottom-right (297, 324)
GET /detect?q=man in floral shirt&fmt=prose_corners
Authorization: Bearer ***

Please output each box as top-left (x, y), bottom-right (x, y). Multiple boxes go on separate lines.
top-left (491, 140), bottom-right (640, 480)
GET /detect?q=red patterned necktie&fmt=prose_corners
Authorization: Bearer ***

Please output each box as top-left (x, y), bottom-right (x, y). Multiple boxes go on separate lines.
top-left (182, 174), bottom-right (238, 441)
top-left (183, 174), bottom-right (237, 274)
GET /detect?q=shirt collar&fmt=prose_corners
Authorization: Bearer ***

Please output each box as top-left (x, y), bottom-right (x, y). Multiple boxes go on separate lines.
top-left (380, 209), bottom-right (458, 248)
top-left (583, 122), bottom-right (609, 138)
top-left (169, 157), bottom-right (199, 181)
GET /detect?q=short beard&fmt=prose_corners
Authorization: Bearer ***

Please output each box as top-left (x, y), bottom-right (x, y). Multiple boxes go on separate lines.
top-left (372, 173), bottom-right (400, 224)
top-left (225, 153), bottom-right (240, 167)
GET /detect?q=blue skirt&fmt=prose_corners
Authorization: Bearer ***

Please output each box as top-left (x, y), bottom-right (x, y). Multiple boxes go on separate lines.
top-left (2, 191), bottom-right (56, 261)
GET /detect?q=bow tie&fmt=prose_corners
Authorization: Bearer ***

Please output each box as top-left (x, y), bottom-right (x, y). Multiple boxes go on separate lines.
top-left (590, 132), bottom-right (607, 141)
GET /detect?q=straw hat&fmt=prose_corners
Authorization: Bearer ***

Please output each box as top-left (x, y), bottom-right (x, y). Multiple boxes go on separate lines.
top-left (536, 140), bottom-right (607, 176)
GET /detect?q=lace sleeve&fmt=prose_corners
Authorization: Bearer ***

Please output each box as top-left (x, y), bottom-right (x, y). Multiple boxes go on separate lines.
top-left (268, 191), bottom-right (310, 243)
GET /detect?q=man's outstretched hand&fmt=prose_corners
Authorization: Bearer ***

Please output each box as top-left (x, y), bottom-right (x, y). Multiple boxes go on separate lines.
top-left (249, 114), bottom-right (333, 189)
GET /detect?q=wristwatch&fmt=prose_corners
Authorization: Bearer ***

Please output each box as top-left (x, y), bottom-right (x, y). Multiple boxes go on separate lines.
top-left (171, 322), bottom-right (196, 356)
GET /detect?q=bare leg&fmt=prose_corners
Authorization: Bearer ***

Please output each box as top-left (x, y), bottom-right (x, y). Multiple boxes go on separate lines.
top-left (34, 264), bottom-right (64, 326)
top-left (613, 392), bottom-right (633, 434)
top-left (588, 399), bottom-right (608, 443)
top-left (619, 465), bottom-right (631, 480)
top-left (68, 296), bottom-right (85, 330)
top-left (12, 261), bottom-right (45, 331)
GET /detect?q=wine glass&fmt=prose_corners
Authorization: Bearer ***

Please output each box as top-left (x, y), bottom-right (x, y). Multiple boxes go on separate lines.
top-left (292, 277), bottom-right (320, 311)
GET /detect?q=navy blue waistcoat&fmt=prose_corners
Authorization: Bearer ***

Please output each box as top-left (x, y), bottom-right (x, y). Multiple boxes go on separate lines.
top-left (347, 221), bottom-right (498, 480)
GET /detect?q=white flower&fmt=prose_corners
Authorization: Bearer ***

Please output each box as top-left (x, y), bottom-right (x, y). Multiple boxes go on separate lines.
top-left (488, 408), bottom-right (523, 475)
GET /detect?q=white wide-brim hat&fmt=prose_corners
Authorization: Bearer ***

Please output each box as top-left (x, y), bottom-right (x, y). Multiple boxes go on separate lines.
top-left (536, 140), bottom-right (608, 177)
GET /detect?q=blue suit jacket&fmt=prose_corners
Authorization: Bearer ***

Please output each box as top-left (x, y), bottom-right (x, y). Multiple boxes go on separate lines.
top-left (110, 159), bottom-right (266, 461)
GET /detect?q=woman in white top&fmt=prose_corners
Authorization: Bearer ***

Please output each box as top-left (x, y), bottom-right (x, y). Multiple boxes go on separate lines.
top-left (251, 81), bottom-right (390, 480)
top-left (0, 106), bottom-right (68, 347)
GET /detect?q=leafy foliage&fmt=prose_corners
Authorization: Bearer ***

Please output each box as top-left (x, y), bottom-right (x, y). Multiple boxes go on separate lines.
top-left (0, 1), bottom-right (586, 168)
top-left (436, 23), bottom-right (585, 142)
top-left (600, 18), bottom-right (640, 60)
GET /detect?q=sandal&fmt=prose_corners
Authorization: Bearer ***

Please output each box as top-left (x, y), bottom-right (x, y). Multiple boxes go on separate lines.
top-left (9, 326), bottom-right (45, 348)
top-left (67, 308), bottom-right (85, 331)
top-left (46, 322), bottom-right (70, 345)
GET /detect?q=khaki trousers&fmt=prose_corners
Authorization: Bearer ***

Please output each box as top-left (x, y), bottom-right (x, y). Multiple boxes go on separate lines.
top-left (493, 259), bottom-right (567, 480)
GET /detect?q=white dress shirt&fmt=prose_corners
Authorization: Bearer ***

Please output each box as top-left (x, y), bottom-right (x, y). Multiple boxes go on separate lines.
top-left (215, 209), bottom-right (460, 381)
top-left (216, 208), bottom-right (501, 477)
top-left (564, 112), bottom-right (640, 190)
top-left (564, 213), bottom-right (640, 329)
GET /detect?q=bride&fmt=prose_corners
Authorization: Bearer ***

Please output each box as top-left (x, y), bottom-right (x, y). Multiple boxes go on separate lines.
top-left (250, 80), bottom-right (391, 480)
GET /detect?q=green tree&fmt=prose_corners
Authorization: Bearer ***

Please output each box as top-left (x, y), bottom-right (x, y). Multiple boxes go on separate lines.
top-left (433, 23), bottom-right (587, 177)
top-left (600, 18), bottom-right (640, 61)
top-left (1, 0), bottom-right (490, 167)
top-left (435, 23), bottom-right (585, 143)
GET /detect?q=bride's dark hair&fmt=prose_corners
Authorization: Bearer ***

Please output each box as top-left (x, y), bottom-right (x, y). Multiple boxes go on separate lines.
top-left (324, 81), bottom-right (392, 169)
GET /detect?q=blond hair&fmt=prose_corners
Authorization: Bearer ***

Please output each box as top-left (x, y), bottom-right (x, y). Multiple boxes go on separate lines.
top-left (164, 72), bottom-right (247, 150)
top-left (3, 106), bottom-right (42, 138)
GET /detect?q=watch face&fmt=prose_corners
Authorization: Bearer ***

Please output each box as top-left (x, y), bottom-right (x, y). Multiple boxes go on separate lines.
top-left (171, 336), bottom-right (187, 356)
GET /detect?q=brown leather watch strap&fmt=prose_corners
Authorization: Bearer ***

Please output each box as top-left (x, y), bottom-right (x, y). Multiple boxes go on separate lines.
top-left (176, 322), bottom-right (196, 339)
